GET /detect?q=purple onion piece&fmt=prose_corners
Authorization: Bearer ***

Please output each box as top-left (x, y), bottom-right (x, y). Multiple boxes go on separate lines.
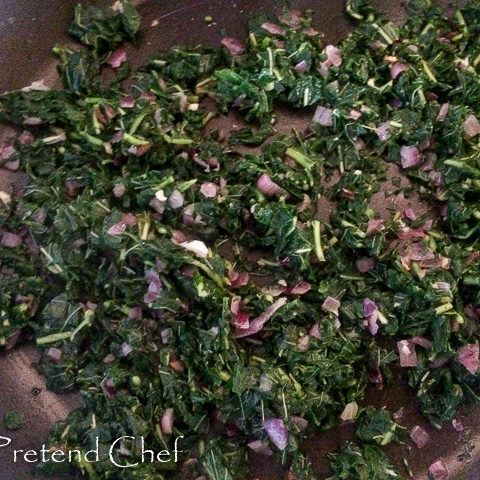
top-left (262, 418), bottom-right (289, 450)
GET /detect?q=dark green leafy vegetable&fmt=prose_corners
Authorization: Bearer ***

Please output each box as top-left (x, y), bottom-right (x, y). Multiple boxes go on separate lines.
top-left (4, 410), bottom-right (25, 431)
top-left (1, 0), bottom-right (480, 479)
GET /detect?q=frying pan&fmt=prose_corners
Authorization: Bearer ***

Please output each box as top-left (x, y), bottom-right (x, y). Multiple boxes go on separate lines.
top-left (0, 1), bottom-right (479, 479)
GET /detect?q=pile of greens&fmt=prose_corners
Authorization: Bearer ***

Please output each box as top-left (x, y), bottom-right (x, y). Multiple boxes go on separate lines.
top-left (1, 0), bottom-right (480, 478)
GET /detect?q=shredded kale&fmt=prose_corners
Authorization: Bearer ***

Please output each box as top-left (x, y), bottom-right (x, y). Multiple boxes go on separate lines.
top-left (1, 1), bottom-right (480, 479)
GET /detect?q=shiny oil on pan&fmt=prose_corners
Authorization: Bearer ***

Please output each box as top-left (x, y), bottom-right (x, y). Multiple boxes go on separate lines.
top-left (0, 1), bottom-right (478, 479)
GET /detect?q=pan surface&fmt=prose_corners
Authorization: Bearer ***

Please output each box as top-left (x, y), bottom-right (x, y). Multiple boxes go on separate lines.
top-left (0, 1), bottom-right (479, 479)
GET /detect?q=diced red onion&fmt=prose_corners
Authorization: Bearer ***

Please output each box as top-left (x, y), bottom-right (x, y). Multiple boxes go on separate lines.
top-left (23, 117), bottom-right (44, 126)
top-left (219, 178), bottom-right (228, 195)
top-left (354, 138), bottom-right (366, 151)
top-left (290, 415), bottom-right (308, 432)
top-left (366, 219), bottom-right (384, 236)
top-left (452, 419), bottom-right (464, 432)
top-left (228, 270), bottom-right (249, 288)
top-left (322, 296), bottom-right (340, 316)
top-left (390, 62), bottom-right (409, 80)
top-left (169, 358), bottom-right (186, 373)
top-left (231, 297), bottom-right (250, 329)
top-left (134, 143), bottom-right (151, 157)
top-left (402, 208), bottom-right (416, 221)
top-left (322, 45), bottom-right (342, 70)
top-left (103, 104), bottom-right (117, 120)
top-left (233, 297), bottom-right (287, 338)
top-left (467, 251), bottom-right (480, 265)
top-left (46, 347), bottom-right (62, 363)
top-left (304, 27), bottom-right (319, 37)
top-left (21, 80), bottom-right (50, 92)
top-left (65, 180), bottom-right (78, 198)
top-left (182, 205), bottom-right (195, 226)
top-left (349, 109), bottom-right (362, 120)
top-left (101, 378), bottom-right (117, 399)
top-left (168, 190), bottom-right (184, 209)
top-left (288, 281), bottom-right (311, 295)
top-left (171, 230), bottom-right (186, 243)
top-left (0, 141), bottom-right (15, 161)
top-left (107, 47), bottom-right (127, 68)
top-left (364, 298), bottom-right (379, 335)
top-left (340, 188), bottom-right (355, 199)
top-left (4, 159), bottom-right (19, 171)
top-left (363, 298), bottom-right (377, 318)
top-left (312, 106), bottom-right (333, 126)
top-left (420, 151), bottom-right (437, 172)
top-left (207, 157), bottom-right (220, 171)
top-left (375, 122), bottom-right (391, 141)
top-left (161, 408), bottom-right (174, 434)
top-left (429, 171), bottom-right (443, 187)
top-left (398, 340), bottom-right (418, 367)
top-left (390, 98), bottom-right (403, 109)
top-left (464, 114), bottom-right (480, 138)
top-left (121, 213), bottom-right (136, 227)
top-left (400, 145), bottom-right (421, 169)
top-left (161, 328), bottom-right (173, 344)
top-left (257, 173), bottom-right (282, 197)
top-left (34, 208), bottom-right (47, 224)
top-left (103, 353), bottom-right (115, 364)
top-left (410, 425), bottom-right (430, 448)
top-left (221, 37), bottom-right (245, 56)
top-left (1, 232), bottom-right (22, 248)
top-left (179, 240), bottom-right (209, 258)
top-left (151, 189), bottom-right (167, 211)
top-left (340, 402), bottom-right (358, 421)
top-left (23, 233), bottom-right (38, 255)
top-left (356, 257), bottom-right (376, 273)
top-left (434, 281), bottom-right (451, 293)
top-left (261, 22), bottom-right (284, 35)
top-left (144, 269), bottom-right (163, 303)
top-left (297, 335), bottom-right (310, 351)
top-left (111, 130), bottom-right (124, 143)
top-left (139, 92), bottom-right (157, 103)
top-left (200, 182), bottom-right (218, 198)
top-left (0, 191), bottom-right (11, 206)
top-left (428, 459), bottom-right (448, 480)
top-left (368, 40), bottom-right (385, 52)
top-left (113, 184), bottom-right (126, 198)
top-left (18, 130), bottom-right (35, 144)
top-left (309, 322), bottom-right (322, 340)
top-left (247, 440), bottom-right (273, 456)
top-left (294, 60), bottom-right (308, 73)
top-left (120, 95), bottom-right (135, 109)
top-left (259, 374), bottom-right (273, 393)
top-left (457, 344), bottom-right (479, 374)
top-left (94, 107), bottom-right (107, 126)
top-left (262, 418), bottom-right (289, 450)
top-left (397, 227), bottom-right (426, 240)
top-left (437, 103), bottom-right (450, 122)
top-left (119, 342), bottom-right (132, 357)
top-left (128, 307), bottom-right (142, 320)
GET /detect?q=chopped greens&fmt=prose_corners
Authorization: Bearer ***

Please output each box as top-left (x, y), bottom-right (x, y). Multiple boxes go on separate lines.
top-left (1, 0), bottom-right (480, 479)
top-left (4, 410), bottom-right (25, 431)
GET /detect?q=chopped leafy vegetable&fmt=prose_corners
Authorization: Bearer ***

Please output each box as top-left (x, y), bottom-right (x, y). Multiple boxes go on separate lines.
top-left (1, 0), bottom-right (480, 479)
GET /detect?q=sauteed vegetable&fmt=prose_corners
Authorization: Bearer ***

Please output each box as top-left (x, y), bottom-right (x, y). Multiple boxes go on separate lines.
top-left (1, 1), bottom-right (480, 479)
